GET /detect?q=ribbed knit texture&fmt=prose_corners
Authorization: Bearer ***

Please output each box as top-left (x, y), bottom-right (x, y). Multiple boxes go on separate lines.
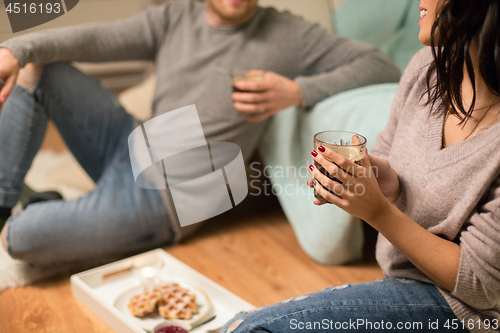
top-left (371, 48), bottom-right (500, 333)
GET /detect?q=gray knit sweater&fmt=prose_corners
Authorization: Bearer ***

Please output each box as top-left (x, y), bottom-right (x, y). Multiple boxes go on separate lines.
top-left (371, 48), bottom-right (500, 333)
top-left (0, 0), bottom-right (400, 237)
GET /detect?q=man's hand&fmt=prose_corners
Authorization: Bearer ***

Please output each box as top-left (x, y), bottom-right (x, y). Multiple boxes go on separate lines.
top-left (231, 71), bottom-right (302, 122)
top-left (0, 48), bottom-right (20, 103)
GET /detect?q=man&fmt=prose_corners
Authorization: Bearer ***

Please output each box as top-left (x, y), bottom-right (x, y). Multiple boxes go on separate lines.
top-left (0, 0), bottom-right (400, 265)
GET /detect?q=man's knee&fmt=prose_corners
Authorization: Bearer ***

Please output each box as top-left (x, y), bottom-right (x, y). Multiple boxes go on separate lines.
top-left (36, 62), bottom-right (91, 105)
top-left (39, 62), bottom-right (77, 84)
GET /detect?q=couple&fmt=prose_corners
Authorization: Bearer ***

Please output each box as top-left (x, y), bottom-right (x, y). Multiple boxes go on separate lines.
top-left (0, 1), bottom-right (399, 265)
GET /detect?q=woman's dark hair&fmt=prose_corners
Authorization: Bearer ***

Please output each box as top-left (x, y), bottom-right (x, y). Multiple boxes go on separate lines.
top-left (425, 0), bottom-right (500, 123)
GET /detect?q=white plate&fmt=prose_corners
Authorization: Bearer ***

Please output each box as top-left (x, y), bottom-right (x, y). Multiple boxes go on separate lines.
top-left (113, 281), bottom-right (211, 332)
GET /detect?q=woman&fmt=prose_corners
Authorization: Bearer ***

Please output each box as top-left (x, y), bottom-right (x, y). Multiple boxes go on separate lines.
top-left (221, 0), bottom-right (500, 332)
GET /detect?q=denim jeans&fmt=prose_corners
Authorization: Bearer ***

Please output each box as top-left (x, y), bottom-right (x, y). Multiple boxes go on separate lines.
top-left (0, 63), bottom-right (173, 265)
top-left (221, 278), bottom-right (469, 333)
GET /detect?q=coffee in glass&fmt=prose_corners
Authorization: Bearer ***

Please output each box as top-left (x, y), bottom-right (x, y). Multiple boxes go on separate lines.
top-left (313, 130), bottom-right (367, 203)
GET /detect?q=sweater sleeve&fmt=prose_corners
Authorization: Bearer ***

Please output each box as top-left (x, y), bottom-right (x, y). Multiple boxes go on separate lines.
top-left (452, 173), bottom-right (500, 311)
top-left (370, 47), bottom-right (430, 160)
top-left (0, 5), bottom-right (169, 68)
top-left (292, 20), bottom-right (401, 108)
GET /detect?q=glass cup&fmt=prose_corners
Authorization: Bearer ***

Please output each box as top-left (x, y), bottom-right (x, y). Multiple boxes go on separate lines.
top-left (133, 260), bottom-right (163, 285)
top-left (230, 69), bottom-right (265, 117)
top-left (313, 130), bottom-right (367, 203)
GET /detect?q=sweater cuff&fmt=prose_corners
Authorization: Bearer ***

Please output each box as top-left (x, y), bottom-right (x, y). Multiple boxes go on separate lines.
top-left (0, 41), bottom-right (30, 68)
top-left (295, 76), bottom-right (323, 109)
top-left (452, 247), bottom-right (492, 309)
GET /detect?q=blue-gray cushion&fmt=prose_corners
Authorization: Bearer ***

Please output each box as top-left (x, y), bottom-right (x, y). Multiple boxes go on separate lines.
top-left (258, 83), bottom-right (398, 265)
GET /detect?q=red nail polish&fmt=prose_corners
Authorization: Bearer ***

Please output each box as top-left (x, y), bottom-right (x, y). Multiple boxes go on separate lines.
top-left (318, 146), bottom-right (326, 153)
top-left (309, 164), bottom-right (315, 171)
top-left (311, 150), bottom-right (318, 157)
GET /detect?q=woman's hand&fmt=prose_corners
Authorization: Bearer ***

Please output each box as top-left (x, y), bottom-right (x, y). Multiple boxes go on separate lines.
top-left (308, 145), bottom-right (391, 223)
top-left (231, 71), bottom-right (302, 122)
top-left (366, 154), bottom-right (400, 202)
top-left (0, 48), bottom-right (20, 103)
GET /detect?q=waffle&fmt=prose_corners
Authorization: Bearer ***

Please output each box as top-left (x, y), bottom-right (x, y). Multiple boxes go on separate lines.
top-left (127, 283), bottom-right (198, 319)
top-left (158, 283), bottom-right (198, 319)
top-left (127, 286), bottom-right (162, 317)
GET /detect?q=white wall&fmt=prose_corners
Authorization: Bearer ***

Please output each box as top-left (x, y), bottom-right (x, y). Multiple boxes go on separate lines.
top-left (259, 0), bottom-right (334, 31)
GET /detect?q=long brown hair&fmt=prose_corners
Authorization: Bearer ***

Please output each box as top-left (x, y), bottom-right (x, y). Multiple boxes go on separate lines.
top-left (425, 0), bottom-right (500, 124)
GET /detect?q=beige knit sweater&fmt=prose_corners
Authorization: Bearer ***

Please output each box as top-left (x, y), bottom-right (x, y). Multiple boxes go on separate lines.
top-left (371, 47), bottom-right (500, 333)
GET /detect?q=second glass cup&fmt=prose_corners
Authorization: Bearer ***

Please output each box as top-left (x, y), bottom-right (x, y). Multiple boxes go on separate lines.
top-left (230, 69), bottom-right (266, 117)
top-left (313, 130), bottom-right (367, 203)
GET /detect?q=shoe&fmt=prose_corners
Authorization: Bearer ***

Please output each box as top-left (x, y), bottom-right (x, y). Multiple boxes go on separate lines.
top-left (22, 191), bottom-right (63, 209)
top-left (0, 207), bottom-right (11, 230)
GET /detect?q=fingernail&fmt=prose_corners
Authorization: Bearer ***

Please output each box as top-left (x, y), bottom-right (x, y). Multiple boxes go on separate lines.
top-left (318, 146), bottom-right (326, 153)
top-left (311, 150), bottom-right (318, 157)
top-left (312, 180), bottom-right (317, 186)
top-left (309, 164), bottom-right (315, 171)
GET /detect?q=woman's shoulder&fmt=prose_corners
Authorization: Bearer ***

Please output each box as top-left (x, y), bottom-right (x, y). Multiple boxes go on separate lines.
top-left (407, 47), bottom-right (434, 69)
top-left (400, 47), bottom-right (433, 87)
top-left (392, 47), bottom-right (434, 107)
top-left (386, 47), bottom-right (434, 125)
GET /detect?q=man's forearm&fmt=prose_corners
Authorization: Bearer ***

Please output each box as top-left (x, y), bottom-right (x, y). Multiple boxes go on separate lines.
top-left (296, 50), bottom-right (401, 108)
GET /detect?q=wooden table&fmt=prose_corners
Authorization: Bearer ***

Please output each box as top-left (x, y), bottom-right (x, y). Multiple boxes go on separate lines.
top-left (0, 198), bottom-right (383, 332)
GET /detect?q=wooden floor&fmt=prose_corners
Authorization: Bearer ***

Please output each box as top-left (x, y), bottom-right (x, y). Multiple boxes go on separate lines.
top-left (0, 120), bottom-right (383, 332)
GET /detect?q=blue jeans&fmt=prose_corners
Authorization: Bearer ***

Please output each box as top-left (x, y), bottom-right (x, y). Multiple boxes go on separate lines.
top-left (221, 278), bottom-right (469, 332)
top-left (0, 63), bottom-right (173, 265)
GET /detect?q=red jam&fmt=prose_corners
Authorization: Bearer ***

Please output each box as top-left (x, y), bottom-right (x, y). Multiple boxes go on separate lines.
top-left (156, 326), bottom-right (189, 333)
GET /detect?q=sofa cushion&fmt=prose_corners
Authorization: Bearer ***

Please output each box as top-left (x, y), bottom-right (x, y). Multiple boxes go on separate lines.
top-left (333, 0), bottom-right (423, 71)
